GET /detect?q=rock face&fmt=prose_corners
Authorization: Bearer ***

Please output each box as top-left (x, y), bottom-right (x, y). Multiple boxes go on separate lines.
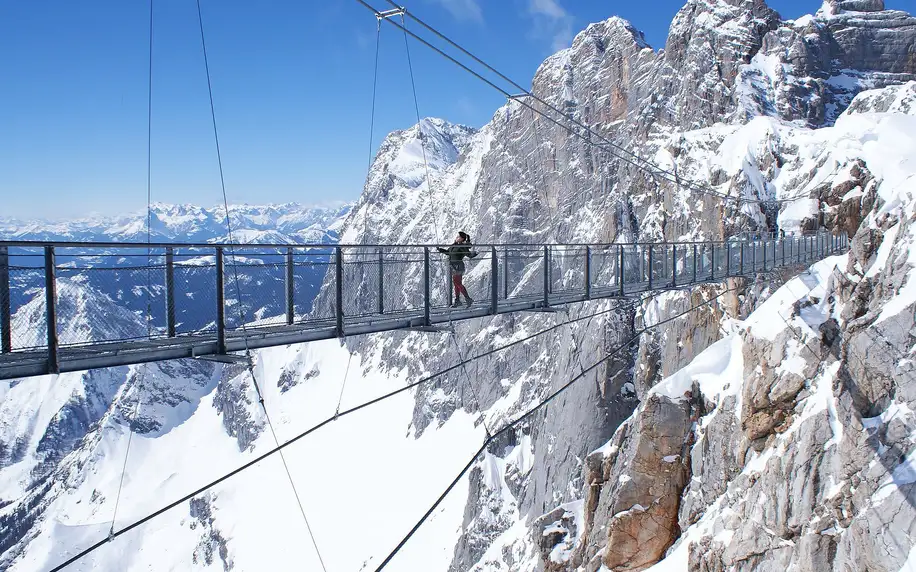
top-left (575, 392), bottom-right (698, 571)
top-left (736, 0), bottom-right (916, 126)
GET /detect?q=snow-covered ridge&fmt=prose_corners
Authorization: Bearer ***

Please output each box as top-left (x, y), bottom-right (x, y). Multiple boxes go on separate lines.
top-left (0, 202), bottom-right (352, 245)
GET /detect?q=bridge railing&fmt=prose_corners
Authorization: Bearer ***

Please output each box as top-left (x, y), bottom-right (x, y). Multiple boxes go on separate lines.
top-left (0, 232), bottom-right (848, 371)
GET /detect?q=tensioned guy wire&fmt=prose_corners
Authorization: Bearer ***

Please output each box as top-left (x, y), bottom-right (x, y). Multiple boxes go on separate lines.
top-left (108, 0), bottom-right (155, 539)
top-left (194, 2), bottom-right (328, 569)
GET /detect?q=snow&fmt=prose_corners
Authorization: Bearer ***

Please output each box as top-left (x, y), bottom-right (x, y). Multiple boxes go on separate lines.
top-left (901, 544), bottom-right (916, 572)
top-left (546, 499), bottom-right (585, 565)
top-left (650, 334), bottom-right (744, 415)
top-left (874, 225), bottom-right (916, 325)
top-left (6, 340), bottom-right (485, 572)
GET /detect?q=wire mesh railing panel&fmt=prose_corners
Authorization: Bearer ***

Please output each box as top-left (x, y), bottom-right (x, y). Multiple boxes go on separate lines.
top-left (8, 260), bottom-right (47, 351)
top-left (172, 260), bottom-right (219, 336)
top-left (292, 252), bottom-right (334, 319)
top-left (503, 247), bottom-right (546, 300)
top-left (379, 247), bottom-right (425, 315)
top-left (224, 259), bottom-right (288, 330)
top-left (456, 247), bottom-right (495, 308)
top-left (588, 246), bottom-right (620, 293)
top-left (341, 248), bottom-right (386, 319)
top-left (549, 246), bottom-right (588, 295)
top-left (54, 266), bottom-right (157, 347)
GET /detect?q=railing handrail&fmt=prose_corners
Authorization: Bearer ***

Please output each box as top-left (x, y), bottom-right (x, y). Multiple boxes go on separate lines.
top-left (0, 230), bottom-right (835, 251)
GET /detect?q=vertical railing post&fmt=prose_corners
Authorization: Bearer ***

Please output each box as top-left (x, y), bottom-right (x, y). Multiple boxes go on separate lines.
top-left (542, 245), bottom-right (549, 307)
top-left (165, 247), bottom-right (176, 337)
top-left (692, 244), bottom-right (698, 284)
top-left (671, 244), bottom-right (677, 287)
top-left (0, 246), bottom-right (11, 353)
top-left (585, 246), bottom-right (591, 300)
top-left (619, 245), bottom-right (625, 296)
top-left (739, 241), bottom-right (745, 276)
top-left (285, 247), bottom-right (295, 325)
top-left (664, 244), bottom-right (669, 283)
top-left (548, 247), bottom-right (553, 294)
top-left (647, 245), bottom-right (653, 290)
top-left (423, 247), bottom-right (431, 326)
top-left (711, 243), bottom-right (716, 281)
top-left (752, 239), bottom-right (757, 273)
top-left (781, 236), bottom-right (786, 267)
top-left (44, 246), bottom-right (59, 373)
top-left (503, 248), bottom-right (509, 299)
top-left (378, 248), bottom-right (384, 315)
top-left (762, 237), bottom-right (767, 272)
top-left (215, 247), bottom-right (226, 354)
top-left (335, 247), bottom-right (344, 335)
top-left (725, 242), bottom-right (730, 278)
top-left (490, 246), bottom-right (498, 314)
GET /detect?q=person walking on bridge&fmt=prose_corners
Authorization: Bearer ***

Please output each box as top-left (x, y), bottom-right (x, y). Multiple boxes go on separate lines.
top-left (437, 231), bottom-right (477, 308)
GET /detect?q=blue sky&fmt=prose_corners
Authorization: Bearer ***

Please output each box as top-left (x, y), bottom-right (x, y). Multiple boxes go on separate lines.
top-left (0, 0), bottom-right (908, 218)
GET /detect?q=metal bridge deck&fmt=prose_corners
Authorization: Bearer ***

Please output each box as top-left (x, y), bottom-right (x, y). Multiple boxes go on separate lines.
top-left (0, 233), bottom-right (847, 380)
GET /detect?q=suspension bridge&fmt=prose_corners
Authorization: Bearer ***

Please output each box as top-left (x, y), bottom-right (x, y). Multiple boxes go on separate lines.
top-left (0, 232), bottom-right (845, 380)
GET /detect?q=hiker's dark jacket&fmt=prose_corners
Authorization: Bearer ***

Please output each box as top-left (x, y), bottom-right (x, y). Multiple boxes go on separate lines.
top-left (437, 245), bottom-right (477, 273)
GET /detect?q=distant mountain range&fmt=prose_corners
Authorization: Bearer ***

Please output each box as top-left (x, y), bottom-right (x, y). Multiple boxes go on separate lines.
top-left (0, 202), bottom-right (352, 244)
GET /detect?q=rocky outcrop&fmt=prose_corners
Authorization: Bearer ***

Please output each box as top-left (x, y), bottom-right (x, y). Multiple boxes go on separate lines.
top-left (566, 391), bottom-right (700, 571)
top-left (188, 494), bottom-right (233, 571)
top-left (737, 0), bottom-right (916, 126)
top-left (212, 366), bottom-right (264, 452)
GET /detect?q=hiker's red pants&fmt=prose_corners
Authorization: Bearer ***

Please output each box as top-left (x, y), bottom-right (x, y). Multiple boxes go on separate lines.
top-left (452, 273), bottom-right (468, 298)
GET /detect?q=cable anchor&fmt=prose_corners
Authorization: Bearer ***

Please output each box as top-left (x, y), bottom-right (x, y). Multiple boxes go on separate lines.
top-left (377, 6), bottom-right (405, 20)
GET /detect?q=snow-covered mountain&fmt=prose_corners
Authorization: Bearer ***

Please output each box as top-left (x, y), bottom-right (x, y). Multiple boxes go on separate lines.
top-left (0, 202), bottom-right (352, 245)
top-left (2, 1), bottom-right (916, 571)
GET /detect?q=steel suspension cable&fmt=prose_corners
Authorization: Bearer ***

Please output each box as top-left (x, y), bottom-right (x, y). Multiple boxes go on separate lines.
top-left (448, 330), bottom-right (493, 437)
top-left (109, 0), bottom-right (155, 538)
top-left (529, 101), bottom-right (556, 240)
top-left (360, 19), bottom-right (383, 244)
top-left (194, 2), bottom-right (328, 570)
top-left (372, 285), bottom-right (738, 570)
top-left (46, 296), bottom-right (645, 572)
top-left (401, 14), bottom-right (442, 243)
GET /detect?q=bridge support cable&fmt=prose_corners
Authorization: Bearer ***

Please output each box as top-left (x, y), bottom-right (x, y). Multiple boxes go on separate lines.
top-left (44, 297), bottom-right (647, 572)
top-left (401, 14), bottom-right (442, 244)
top-left (529, 100), bottom-right (557, 240)
top-left (109, 0), bottom-right (155, 539)
top-left (357, 0), bottom-right (802, 209)
top-left (372, 285), bottom-right (739, 570)
top-left (360, 18), bottom-right (383, 243)
top-left (194, 2), bottom-right (329, 569)
top-left (335, 350), bottom-right (355, 417)
top-left (448, 329), bottom-right (493, 439)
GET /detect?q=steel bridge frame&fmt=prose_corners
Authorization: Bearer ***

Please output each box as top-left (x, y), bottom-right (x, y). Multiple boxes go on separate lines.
top-left (0, 232), bottom-right (847, 380)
